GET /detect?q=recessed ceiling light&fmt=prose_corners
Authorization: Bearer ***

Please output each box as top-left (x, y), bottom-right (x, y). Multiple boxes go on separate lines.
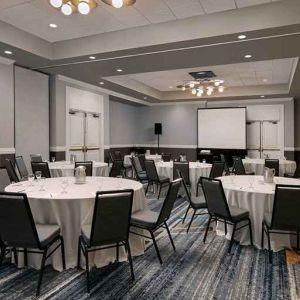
top-left (238, 34), bottom-right (247, 39)
top-left (169, 86), bottom-right (173, 89)
top-left (260, 95), bottom-right (265, 98)
top-left (99, 81), bottom-right (104, 85)
top-left (244, 54), bottom-right (252, 59)
top-left (263, 78), bottom-right (268, 82)
top-left (89, 56), bottom-right (96, 60)
top-left (49, 23), bottom-right (58, 28)
top-left (144, 96), bottom-right (147, 100)
top-left (116, 69), bottom-right (123, 72)
top-left (4, 50), bottom-right (12, 55)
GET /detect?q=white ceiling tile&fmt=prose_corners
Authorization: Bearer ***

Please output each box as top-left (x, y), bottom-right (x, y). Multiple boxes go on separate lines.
top-left (164, 0), bottom-right (205, 19)
top-left (0, 0), bottom-right (32, 10)
top-left (200, 0), bottom-right (236, 14)
top-left (235, 0), bottom-right (270, 8)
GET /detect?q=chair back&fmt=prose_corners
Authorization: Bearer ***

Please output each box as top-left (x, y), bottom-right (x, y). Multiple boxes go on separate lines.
top-left (109, 151), bottom-right (115, 164)
top-left (293, 162), bottom-right (300, 178)
top-left (114, 151), bottom-right (122, 161)
top-left (201, 177), bottom-right (232, 220)
top-left (30, 154), bottom-right (43, 162)
top-left (177, 170), bottom-right (192, 204)
top-left (161, 153), bottom-right (171, 162)
top-left (209, 162), bottom-right (225, 178)
top-left (15, 156), bottom-right (29, 179)
top-left (31, 162), bottom-right (51, 178)
top-left (4, 159), bottom-right (19, 183)
top-left (137, 154), bottom-right (146, 171)
top-left (0, 169), bottom-right (11, 191)
top-left (232, 157), bottom-right (246, 175)
top-left (157, 179), bottom-right (182, 225)
top-left (75, 161), bottom-right (93, 176)
top-left (89, 190), bottom-right (134, 246)
top-left (144, 160), bottom-right (159, 182)
top-left (220, 154), bottom-right (230, 175)
top-left (0, 192), bottom-right (40, 248)
top-left (131, 156), bottom-right (143, 174)
top-left (265, 159), bottom-right (279, 177)
top-left (173, 162), bottom-right (190, 185)
top-left (109, 160), bottom-right (123, 177)
top-left (270, 185), bottom-right (300, 230)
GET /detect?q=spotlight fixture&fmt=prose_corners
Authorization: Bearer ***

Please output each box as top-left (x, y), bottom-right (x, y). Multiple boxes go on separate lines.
top-left (260, 95), bottom-right (265, 98)
top-left (244, 54), bottom-right (252, 59)
top-left (99, 81), bottom-right (105, 85)
top-left (89, 56), bottom-right (96, 60)
top-left (238, 34), bottom-right (247, 39)
top-left (49, 0), bottom-right (98, 15)
top-left (4, 50), bottom-right (13, 55)
top-left (49, 23), bottom-right (58, 28)
top-left (116, 68), bottom-right (123, 72)
top-left (101, 0), bottom-right (136, 8)
top-left (61, 3), bottom-right (73, 15)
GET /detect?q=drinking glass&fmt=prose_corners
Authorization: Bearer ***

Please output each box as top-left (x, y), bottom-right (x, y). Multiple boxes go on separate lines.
top-left (28, 174), bottom-right (35, 186)
top-left (35, 171), bottom-right (42, 181)
top-left (39, 177), bottom-right (46, 191)
top-left (202, 159), bottom-right (206, 164)
top-left (249, 176), bottom-right (255, 189)
top-left (51, 157), bottom-right (56, 163)
top-left (61, 178), bottom-right (68, 194)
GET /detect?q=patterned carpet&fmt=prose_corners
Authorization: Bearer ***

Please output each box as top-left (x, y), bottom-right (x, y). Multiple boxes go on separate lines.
top-left (0, 191), bottom-right (299, 300)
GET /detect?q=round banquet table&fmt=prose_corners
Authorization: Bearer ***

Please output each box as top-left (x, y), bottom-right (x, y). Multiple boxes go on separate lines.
top-left (48, 161), bottom-right (109, 178)
top-left (5, 177), bottom-right (147, 271)
top-left (218, 175), bottom-right (300, 251)
top-left (242, 158), bottom-right (296, 177)
top-left (124, 154), bottom-right (162, 166)
top-left (155, 161), bottom-right (212, 196)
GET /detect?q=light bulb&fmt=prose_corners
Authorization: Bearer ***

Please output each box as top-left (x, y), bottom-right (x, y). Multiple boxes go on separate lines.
top-left (112, 0), bottom-right (124, 8)
top-left (218, 86), bottom-right (225, 93)
top-left (78, 1), bottom-right (90, 14)
top-left (50, 0), bottom-right (63, 8)
top-left (189, 82), bottom-right (195, 88)
top-left (192, 88), bottom-right (197, 95)
top-left (61, 3), bottom-right (73, 15)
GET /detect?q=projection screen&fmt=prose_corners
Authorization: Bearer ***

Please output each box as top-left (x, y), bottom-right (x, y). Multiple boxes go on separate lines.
top-left (197, 108), bottom-right (246, 149)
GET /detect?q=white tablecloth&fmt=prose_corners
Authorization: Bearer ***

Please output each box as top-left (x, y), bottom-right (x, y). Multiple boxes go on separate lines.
top-left (218, 175), bottom-right (300, 251)
top-left (156, 161), bottom-right (212, 195)
top-left (49, 161), bottom-right (109, 177)
top-left (124, 154), bottom-right (162, 166)
top-left (5, 177), bottom-right (147, 271)
top-left (242, 159), bottom-right (296, 177)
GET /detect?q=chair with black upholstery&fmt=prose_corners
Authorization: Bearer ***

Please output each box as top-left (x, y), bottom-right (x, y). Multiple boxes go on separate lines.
top-left (161, 153), bottom-right (172, 162)
top-left (261, 184), bottom-right (300, 263)
top-left (144, 160), bottom-right (170, 199)
top-left (173, 162), bottom-right (190, 187)
top-left (130, 179), bottom-right (181, 264)
top-left (196, 161), bottom-right (225, 196)
top-left (284, 162), bottom-right (300, 178)
top-left (4, 159), bottom-right (19, 183)
top-left (137, 154), bottom-right (146, 171)
top-left (201, 177), bottom-right (253, 253)
top-left (0, 169), bottom-right (11, 191)
top-left (77, 190), bottom-right (134, 293)
top-left (31, 162), bottom-right (51, 178)
top-left (131, 157), bottom-right (148, 183)
top-left (114, 150), bottom-right (123, 160)
top-left (109, 160), bottom-right (124, 177)
top-left (15, 156), bottom-right (29, 180)
top-left (114, 151), bottom-right (132, 177)
top-left (108, 151), bottom-right (115, 165)
top-left (220, 154), bottom-right (231, 175)
top-left (265, 159), bottom-right (279, 177)
top-left (0, 192), bottom-right (65, 296)
top-left (178, 170), bottom-right (207, 232)
top-left (30, 154), bottom-right (43, 163)
top-left (75, 161), bottom-right (93, 176)
top-left (232, 157), bottom-right (254, 175)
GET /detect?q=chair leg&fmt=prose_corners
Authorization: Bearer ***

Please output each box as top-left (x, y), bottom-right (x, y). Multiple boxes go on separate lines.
top-left (77, 237), bottom-right (81, 270)
top-left (60, 236), bottom-right (66, 270)
top-left (297, 231), bottom-right (299, 251)
top-left (224, 221), bottom-right (227, 235)
top-left (12, 248), bottom-right (18, 266)
top-left (125, 242), bottom-right (135, 281)
top-left (187, 209), bottom-right (197, 233)
top-left (228, 223), bottom-right (237, 253)
top-left (145, 182), bottom-right (150, 194)
top-left (85, 248), bottom-right (90, 293)
top-left (261, 223), bottom-right (265, 249)
top-left (24, 248), bottom-right (28, 267)
top-left (149, 231), bottom-right (162, 264)
top-left (164, 221), bottom-right (176, 251)
top-left (0, 246), bottom-right (6, 266)
top-left (158, 184), bottom-right (162, 199)
top-left (248, 219), bottom-right (253, 246)
top-left (203, 216), bottom-right (212, 243)
top-left (182, 205), bottom-right (191, 224)
top-left (36, 248), bottom-right (47, 297)
top-left (267, 230), bottom-right (272, 264)
top-left (116, 243), bottom-right (119, 262)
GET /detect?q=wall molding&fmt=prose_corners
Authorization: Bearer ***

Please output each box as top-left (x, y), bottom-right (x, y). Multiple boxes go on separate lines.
top-left (0, 56), bottom-right (15, 65)
top-left (0, 147), bottom-right (16, 154)
top-left (50, 146), bottom-right (67, 152)
top-left (109, 144), bottom-right (198, 149)
top-left (284, 147), bottom-right (295, 151)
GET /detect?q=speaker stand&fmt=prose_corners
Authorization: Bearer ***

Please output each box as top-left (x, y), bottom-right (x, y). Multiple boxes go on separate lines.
top-left (157, 134), bottom-right (160, 154)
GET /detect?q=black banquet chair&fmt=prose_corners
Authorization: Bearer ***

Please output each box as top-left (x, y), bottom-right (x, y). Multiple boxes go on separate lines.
top-left (201, 177), bottom-right (253, 253)
top-left (265, 159), bottom-right (279, 177)
top-left (144, 160), bottom-right (170, 199)
top-left (109, 160), bottom-right (124, 177)
top-left (75, 161), bottom-right (93, 176)
top-left (15, 156), bottom-right (29, 180)
top-left (130, 179), bottom-right (181, 264)
top-left (30, 154), bottom-right (43, 163)
top-left (232, 157), bottom-right (254, 175)
top-left (77, 190), bottom-right (134, 293)
top-left (0, 169), bottom-right (11, 191)
top-left (178, 170), bottom-right (208, 233)
top-left (261, 184), bottom-right (300, 263)
top-left (0, 192), bottom-right (65, 296)
top-left (173, 161), bottom-right (190, 188)
top-left (4, 158), bottom-right (19, 183)
top-left (137, 154), bottom-right (146, 171)
top-left (130, 157), bottom-right (148, 183)
top-left (31, 162), bottom-right (51, 178)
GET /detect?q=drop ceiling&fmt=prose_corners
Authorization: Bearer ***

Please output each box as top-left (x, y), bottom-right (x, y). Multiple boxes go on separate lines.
top-left (0, 0), bottom-right (281, 42)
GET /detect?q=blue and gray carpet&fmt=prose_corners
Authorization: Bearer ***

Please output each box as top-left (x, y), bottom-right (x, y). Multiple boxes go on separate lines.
top-left (0, 193), bottom-right (299, 300)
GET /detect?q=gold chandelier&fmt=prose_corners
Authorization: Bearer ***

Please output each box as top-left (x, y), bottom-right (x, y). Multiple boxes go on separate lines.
top-left (49, 0), bottom-right (136, 15)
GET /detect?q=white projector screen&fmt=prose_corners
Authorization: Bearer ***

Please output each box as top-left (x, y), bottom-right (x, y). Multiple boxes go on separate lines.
top-left (197, 108), bottom-right (246, 149)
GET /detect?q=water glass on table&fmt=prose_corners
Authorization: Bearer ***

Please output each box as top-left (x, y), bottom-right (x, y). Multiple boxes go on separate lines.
top-left (28, 174), bottom-right (35, 186)
top-left (35, 171), bottom-right (42, 181)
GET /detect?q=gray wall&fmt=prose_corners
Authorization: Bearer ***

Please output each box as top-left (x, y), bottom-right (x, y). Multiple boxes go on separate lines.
top-left (15, 66), bottom-right (49, 169)
top-left (0, 62), bottom-right (14, 149)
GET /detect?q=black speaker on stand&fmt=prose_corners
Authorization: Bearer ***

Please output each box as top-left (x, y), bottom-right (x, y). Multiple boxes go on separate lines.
top-left (154, 123), bottom-right (162, 154)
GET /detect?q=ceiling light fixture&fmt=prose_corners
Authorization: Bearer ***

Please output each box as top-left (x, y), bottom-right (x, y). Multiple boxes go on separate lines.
top-left (238, 34), bottom-right (246, 39)
top-left (263, 78), bottom-right (268, 82)
top-left (169, 86), bottom-right (173, 89)
top-left (99, 81), bottom-right (105, 85)
top-left (61, 3), bottom-right (73, 15)
top-left (4, 50), bottom-right (13, 55)
top-left (49, 23), bottom-right (58, 28)
top-left (260, 95), bottom-right (265, 98)
top-left (116, 68), bottom-right (123, 72)
top-left (78, 1), bottom-right (90, 14)
top-left (244, 54), bottom-right (252, 59)
top-left (89, 56), bottom-right (96, 60)
top-left (50, 0), bottom-right (63, 8)
top-left (101, 0), bottom-right (136, 8)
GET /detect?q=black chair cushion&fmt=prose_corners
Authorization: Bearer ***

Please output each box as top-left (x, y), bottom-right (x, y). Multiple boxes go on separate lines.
top-left (229, 206), bottom-right (249, 222)
top-left (36, 224), bottom-right (60, 248)
top-left (191, 195), bottom-right (207, 209)
top-left (159, 176), bottom-right (170, 184)
top-left (130, 210), bottom-right (159, 229)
